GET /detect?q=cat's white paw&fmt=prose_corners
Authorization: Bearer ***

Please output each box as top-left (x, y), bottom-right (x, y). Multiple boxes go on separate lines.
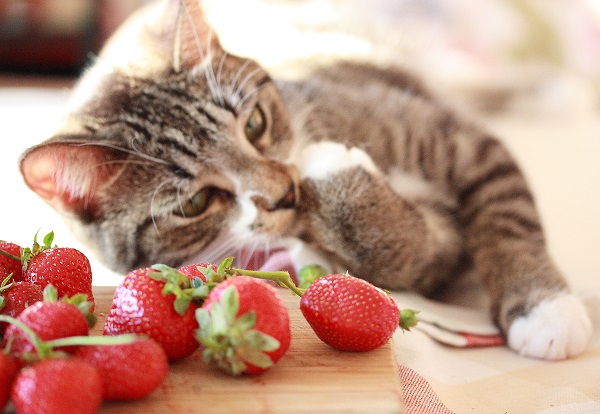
top-left (299, 141), bottom-right (379, 180)
top-left (507, 293), bottom-right (592, 360)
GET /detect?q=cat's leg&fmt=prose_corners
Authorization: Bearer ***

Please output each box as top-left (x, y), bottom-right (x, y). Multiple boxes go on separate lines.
top-left (453, 133), bottom-right (592, 359)
top-left (297, 141), bottom-right (464, 294)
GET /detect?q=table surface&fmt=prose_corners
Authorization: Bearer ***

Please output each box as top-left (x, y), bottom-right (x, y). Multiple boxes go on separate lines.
top-left (92, 286), bottom-right (405, 414)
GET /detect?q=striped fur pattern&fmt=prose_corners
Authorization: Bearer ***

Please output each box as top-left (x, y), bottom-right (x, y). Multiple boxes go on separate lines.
top-left (19, 0), bottom-right (591, 359)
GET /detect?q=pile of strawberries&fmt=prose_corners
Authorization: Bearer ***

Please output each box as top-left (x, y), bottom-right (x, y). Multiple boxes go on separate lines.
top-left (1, 232), bottom-right (418, 414)
top-left (0, 233), bottom-right (170, 413)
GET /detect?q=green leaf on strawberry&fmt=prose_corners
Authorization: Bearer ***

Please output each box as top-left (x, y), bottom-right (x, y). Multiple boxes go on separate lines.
top-left (103, 267), bottom-right (201, 361)
top-left (149, 264), bottom-right (216, 315)
top-left (15, 231), bottom-right (96, 308)
top-left (41, 284), bottom-right (96, 328)
top-left (298, 264), bottom-right (328, 289)
top-left (20, 230), bottom-right (54, 273)
top-left (399, 309), bottom-right (420, 332)
top-left (217, 256), bottom-right (234, 276)
top-left (196, 279), bottom-right (289, 376)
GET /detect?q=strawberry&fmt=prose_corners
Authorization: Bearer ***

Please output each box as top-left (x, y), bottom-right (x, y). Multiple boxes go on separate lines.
top-left (193, 258), bottom-right (418, 353)
top-left (196, 276), bottom-right (291, 375)
top-left (2, 286), bottom-right (93, 361)
top-left (21, 232), bottom-right (94, 309)
top-left (0, 241), bottom-right (23, 281)
top-left (299, 274), bottom-right (417, 351)
top-left (11, 357), bottom-right (103, 414)
top-left (76, 337), bottom-right (169, 400)
top-left (103, 266), bottom-right (201, 361)
top-left (0, 351), bottom-right (19, 410)
top-left (0, 277), bottom-right (43, 335)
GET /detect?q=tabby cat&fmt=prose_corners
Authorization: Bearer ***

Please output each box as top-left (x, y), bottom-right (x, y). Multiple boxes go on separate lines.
top-left (19, 0), bottom-right (591, 360)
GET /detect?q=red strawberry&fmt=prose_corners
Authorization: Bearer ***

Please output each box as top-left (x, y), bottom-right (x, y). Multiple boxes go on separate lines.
top-left (0, 265), bottom-right (10, 282)
top-left (197, 276), bottom-right (291, 375)
top-left (0, 241), bottom-right (23, 281)
top-left (11, 358), bottom-right (103, 414)
top-left (2, 292), bottom-right (92, 360)
top-left (103, 267), bottom-right (201, 361)
top-left (24, 243), bottom-right (95, 309)
top-left (0, 279), bottom-right (43, 335)
top-left (300, 274), bottom-right (415, 351)
top-left (76, 337), bottom-right (169, 400)
top-left (0, 351), bottom-right (19, 410)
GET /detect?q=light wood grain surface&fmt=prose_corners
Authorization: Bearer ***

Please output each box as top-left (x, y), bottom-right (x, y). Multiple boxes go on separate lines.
top-left (93, 286), bottom-right (405, 414)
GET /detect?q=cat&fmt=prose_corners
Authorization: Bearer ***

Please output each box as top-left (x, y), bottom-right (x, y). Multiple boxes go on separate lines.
top-left (19, 0), bottom-right (592, 360)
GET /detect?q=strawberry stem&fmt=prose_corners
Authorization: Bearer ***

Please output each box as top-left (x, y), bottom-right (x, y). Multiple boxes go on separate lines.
top-left (0, 315), bottom-right (51, 358)
top-left (229, 267), bottom-right (306, 297)
top-left (0, 248), bottom-right (20, 262)
top-left (399, 309), bottom-right (420, 332)
top-left (0, 315), bottom-right (138, 359)
top-left (0, 274), bottom-right (14, 293)
top-left (45, 333), bottom-right (138, 348)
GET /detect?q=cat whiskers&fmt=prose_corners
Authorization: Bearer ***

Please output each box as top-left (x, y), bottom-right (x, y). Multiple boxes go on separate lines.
top-left (237, 238), bottom-right (262, 270)
top-left (182, 2), bottom-right (222, 106)
top-left (73, 142), bottom-right (171, 167)
top-left (194, 234), bottom-right (241, 265)
top-left (150, 177), bottom-right (180, 235)
top-left (232, 67), bottom-right (262, 106)
top-left (215, 52), bottom-right (229, 106)
top-left (204, 29), bottom-right (223, 105)
top-left (175, 180), bottom-right (191, 217)
top-left (227, 60), bottom-right (252, 104)
top-left (235, 83), bottom-right (267, 112)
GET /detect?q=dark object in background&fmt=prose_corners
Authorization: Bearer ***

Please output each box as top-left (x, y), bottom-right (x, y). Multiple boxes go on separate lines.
top-left (0, 0), bottom-right (145, 75)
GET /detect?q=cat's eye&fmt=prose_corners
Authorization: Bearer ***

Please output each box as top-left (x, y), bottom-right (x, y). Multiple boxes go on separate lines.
top-left (178, 188), bottom-right (211, 217)
top-left (245, 105), bottom-right (267, 144)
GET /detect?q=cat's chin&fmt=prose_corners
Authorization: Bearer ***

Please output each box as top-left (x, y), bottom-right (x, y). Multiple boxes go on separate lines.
top-left (507, 293), bottom-right (592, 360)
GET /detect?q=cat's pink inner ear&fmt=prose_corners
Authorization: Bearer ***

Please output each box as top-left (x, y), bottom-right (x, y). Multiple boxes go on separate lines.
top-left (21, 152), bottom-right (61, 200)
top-left (20, 143), bottom-right (116, 216)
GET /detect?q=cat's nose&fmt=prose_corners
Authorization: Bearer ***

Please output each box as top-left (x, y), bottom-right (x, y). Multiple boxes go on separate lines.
top-left (269, 182), bottom-right (297, 211)
top-left (252, 181), bottom-right (297, 212)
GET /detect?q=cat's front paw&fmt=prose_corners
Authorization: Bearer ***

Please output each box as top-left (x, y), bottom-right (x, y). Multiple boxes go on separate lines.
top-left (507, 293), bottom-right (592, 360)
top-left (299, 141), bottom-right (379, 180)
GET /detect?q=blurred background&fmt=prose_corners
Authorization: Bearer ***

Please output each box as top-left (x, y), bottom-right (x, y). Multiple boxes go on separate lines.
top-left (0, 0), bottom-right (598, 288)
top-left (0, 0), bottom-right (141, 75)
top-left (1, 0), bottom-right (599, 113)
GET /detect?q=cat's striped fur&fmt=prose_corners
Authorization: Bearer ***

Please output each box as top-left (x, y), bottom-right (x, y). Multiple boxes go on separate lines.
top-left (19, 0), bottom-right (591, 359)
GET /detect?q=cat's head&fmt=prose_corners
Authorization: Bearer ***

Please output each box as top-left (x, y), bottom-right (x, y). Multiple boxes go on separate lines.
top-left (19, 0), bottom-right (301, 272)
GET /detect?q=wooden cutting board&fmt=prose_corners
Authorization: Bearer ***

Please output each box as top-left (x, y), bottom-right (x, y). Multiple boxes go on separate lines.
top-left (93, 286), bottom-right (405, 414)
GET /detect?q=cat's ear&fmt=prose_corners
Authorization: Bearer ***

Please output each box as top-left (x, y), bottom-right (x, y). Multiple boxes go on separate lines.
top-left (170, 0), bottom-right (222, 71)
top-left (98, 0), bottom-right (222, 76)
top-left (144, 0), bottom-right (222, 72)
top-left (19, 137), bottom-right (124, 220)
